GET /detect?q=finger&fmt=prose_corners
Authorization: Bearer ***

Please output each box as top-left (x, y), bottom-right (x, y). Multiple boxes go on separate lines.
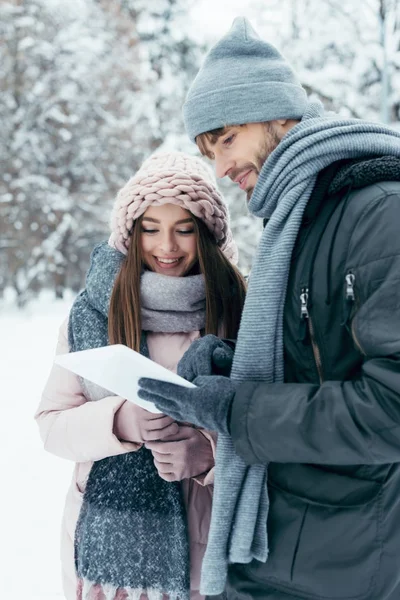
top-left (181, 369), bottom-right (196, 383)
top-left (153, 458), bottom-right (174, 474)
top-left (145, 430), bottom-right (190, 450)
top-left (147, 413), bottom-right (174, 422)
top-left (144, 422), bottom-right (179, 441)
top-left (177, 361), bottom-right (195, 380)
top-left (150, 450), bottom-right (172, 462)
top-left (138, 391), bottom-right (183, 421)
top-left (192, 375), bottom-right (217, 386)
top-left (152, 437), bottom-right (191, 452)
top-left (213, 347), bottom-right (232, 367)
top-left (155, 430), bottom-right (192, 443)
top-left (145, 440), bottom-right (173, 454)
top-left (138, 388), bottom-right (186, 413)
top-left (139, 378), bottom-right (186, 399)
top-left (147, 415), bottom-right (176, 430)
top-left (154, 406), bottom-right (183, 423)
top-left (157, 472), bottom-right (177, 482)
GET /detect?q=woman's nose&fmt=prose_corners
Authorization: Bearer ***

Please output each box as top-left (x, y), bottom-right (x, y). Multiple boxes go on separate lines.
top-left (159, 232), bottom-right (178, 253)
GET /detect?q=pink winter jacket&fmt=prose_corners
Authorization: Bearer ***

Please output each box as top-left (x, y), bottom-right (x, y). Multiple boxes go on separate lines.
top-left (35, 319), bottom-right (216, 600)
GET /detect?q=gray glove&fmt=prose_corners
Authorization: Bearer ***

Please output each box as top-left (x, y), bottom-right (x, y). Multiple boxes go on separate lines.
top-left (138, 375), bottom-right (237, 434)
top-left (177, 335), bottom-right (235, 382)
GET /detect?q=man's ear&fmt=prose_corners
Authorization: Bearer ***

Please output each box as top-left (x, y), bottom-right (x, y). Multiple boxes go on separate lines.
top-left (274, 119), bottom-right (300, 137)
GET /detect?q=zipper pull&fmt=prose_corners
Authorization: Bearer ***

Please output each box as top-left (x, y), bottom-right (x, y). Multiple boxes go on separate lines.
top-left (345, 272), bottom-right (355, 301)
top-left (341, 271), bottom-right (355, 328)
top-left (300, 287), bottom-right (310, 343)
top-left (300, 288), bottom-right (309, 319)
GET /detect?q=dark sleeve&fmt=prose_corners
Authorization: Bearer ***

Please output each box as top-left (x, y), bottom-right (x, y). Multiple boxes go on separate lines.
top-left (230, 189), bottom-right (400, 465)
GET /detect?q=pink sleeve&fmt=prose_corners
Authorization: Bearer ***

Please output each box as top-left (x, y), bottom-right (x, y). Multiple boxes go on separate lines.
top-left (193, 429), bottom-right (217, 487)
top-left (34, 317), bottom-right (141, 462)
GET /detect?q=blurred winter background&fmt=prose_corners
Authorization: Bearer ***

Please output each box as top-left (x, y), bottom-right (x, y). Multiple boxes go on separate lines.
top-left (1, 0), bottom-right (400, 598)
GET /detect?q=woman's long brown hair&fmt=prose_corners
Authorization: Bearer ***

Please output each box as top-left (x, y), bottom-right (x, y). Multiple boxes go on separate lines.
top-left (108, 214), bottom-right (246, 351)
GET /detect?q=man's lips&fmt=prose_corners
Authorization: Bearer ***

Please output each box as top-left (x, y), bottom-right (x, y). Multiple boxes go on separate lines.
top-left (234, 170), bottom-right (252, 190)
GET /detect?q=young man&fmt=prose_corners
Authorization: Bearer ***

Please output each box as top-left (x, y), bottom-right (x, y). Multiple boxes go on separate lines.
top-left (139, 17), bottom-right (400, 600)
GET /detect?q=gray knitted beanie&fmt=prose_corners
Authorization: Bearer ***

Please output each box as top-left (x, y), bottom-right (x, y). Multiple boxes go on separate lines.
top-left (183, 17), bottom-right (308, 142)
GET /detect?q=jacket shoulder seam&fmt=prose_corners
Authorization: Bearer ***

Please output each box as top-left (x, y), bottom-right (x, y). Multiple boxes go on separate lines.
top-left (346, 190), bottom-right (399, 267)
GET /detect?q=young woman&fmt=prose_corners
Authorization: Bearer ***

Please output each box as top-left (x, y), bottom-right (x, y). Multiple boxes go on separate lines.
top-left (35, 152), bottom-right (246, 600)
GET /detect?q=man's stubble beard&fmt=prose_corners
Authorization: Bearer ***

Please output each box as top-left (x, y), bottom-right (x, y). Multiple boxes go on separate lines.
top-left (246, 123), bottom-right (281, 201)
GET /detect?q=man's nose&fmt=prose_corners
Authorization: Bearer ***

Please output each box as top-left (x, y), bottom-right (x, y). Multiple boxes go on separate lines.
top-left (215, 155), bottom-right (234, 179)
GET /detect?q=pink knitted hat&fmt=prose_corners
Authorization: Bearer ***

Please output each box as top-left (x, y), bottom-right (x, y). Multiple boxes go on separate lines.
top-left (109, 151), bottom-right (238, 264)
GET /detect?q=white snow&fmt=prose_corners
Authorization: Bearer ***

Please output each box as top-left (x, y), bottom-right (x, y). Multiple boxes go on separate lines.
top-left (2, 292), bottom-right (75, 599)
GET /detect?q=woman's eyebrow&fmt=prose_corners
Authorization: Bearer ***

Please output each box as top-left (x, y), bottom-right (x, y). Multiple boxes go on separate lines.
top-left (142, 217), bottom-right (193, 225)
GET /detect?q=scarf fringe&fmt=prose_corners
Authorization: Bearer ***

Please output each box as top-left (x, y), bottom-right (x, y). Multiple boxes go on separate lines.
top-left (145, 588), bottom-right (164, 600)
top-left (126, 588), bottom-right (145, 600)
top-left (78, 578), bottom-right (183, 600)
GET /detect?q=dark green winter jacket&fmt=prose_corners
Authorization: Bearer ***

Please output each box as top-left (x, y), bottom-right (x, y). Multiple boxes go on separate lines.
top-left (228, 157), bottom-right (400, 600)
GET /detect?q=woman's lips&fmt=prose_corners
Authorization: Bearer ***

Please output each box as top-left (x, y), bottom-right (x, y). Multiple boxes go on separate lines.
top-left (154, 257), bottom-right (183, 269)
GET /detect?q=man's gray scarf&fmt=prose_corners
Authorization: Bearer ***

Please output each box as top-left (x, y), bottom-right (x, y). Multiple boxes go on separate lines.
top-left (200, 101), bottom-right (400, 595)
top-left (69, 242), bottom-right (206, 600)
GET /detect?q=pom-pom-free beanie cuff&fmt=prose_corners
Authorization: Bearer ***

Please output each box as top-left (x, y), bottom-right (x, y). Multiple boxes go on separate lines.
top-left (184, 81), bottom-right (308, 142)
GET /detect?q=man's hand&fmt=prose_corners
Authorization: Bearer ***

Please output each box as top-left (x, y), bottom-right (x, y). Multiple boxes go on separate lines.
top-left (145, 426), bottom-right (214, 482)
top-left (178, 335), bottom-right (234, 382)
top-left (114, 399), bottom-right (179, 443)
top-left (138, 375), bottom-right (237, 434)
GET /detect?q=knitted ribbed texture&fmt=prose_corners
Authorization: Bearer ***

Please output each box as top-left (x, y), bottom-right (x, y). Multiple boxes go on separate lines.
top-left (200, 101), bottom-right (400, 595)
top-left (140, 270), bottom-right (206, 333)
top-left (109, 151), bottom-right (238, 264)
top-left (183, 17), bottom-right (308, 142)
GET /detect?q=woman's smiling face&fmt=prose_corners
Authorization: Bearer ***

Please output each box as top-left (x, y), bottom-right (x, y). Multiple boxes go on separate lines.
top-left (140, 203), bottom-right (198, 277)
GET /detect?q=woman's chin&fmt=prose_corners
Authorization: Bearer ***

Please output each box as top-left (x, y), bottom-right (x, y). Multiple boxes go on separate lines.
top-left (149, 259), bottom-right (199, 277)
top-left (153, 263), bottom-right (187, 277)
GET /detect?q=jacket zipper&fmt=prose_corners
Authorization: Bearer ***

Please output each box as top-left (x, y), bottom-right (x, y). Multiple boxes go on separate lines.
top-left (344, 271), bottom-right (365, 355)
top-left (300, 288), bottom-right (324, 383)
top-left (345, 272), bottom-right (355, 301)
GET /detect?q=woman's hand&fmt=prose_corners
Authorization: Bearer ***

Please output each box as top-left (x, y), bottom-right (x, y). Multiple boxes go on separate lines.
top-left (114, 399), bottom-right (179, 443)
top-left (145, 426), bottom-right (214, 482)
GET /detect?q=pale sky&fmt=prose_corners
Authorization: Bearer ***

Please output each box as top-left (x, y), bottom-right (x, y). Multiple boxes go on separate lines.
top-left (189, 0), bottom-right (256, 42)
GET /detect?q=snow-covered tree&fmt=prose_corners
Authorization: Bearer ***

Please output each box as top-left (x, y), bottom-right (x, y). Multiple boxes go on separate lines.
top-left (1, 0), bottom-right (127, 302)
top-left (252, 0), bottom-right (400, 122)
top-left (4, 0), bottom-right (399, 305)
top-left (0, 0), bottom-right (202, 304)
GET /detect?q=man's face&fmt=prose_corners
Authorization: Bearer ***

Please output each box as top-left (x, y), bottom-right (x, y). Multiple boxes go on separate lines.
top-left (199, 122), bottom-right (281, 201)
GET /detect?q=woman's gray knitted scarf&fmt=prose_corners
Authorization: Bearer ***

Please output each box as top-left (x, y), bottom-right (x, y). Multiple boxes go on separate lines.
top-left (200, 100), bottom-right (400, 595)
top-left (69, 242), bottom-right (206, 600)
